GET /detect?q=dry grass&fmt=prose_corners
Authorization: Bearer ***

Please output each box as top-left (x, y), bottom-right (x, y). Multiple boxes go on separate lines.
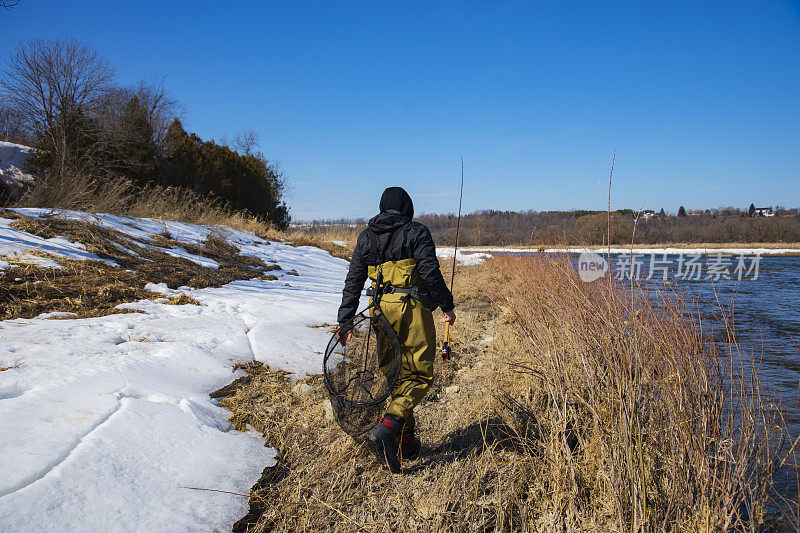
top-left (218, 256), bottom-right (796, 532)
top-left (1, 257), bottom-right (158, 320)
top-left (12, 169), bottom-right (363, 258)
top-left (0, 212), bottom-right (285, 319)
top-left (0, 362), bottom-right (24, 372)
top-left (263, 226), bottom-right (363, 261)
top-left (490, 254), bottom-right (795, 530)
top-left (13, 174), bottom-right (274, 235)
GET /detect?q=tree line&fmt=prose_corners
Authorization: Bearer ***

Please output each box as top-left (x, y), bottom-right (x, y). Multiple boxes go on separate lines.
top-left (416, 207), bottom-right (800, 246)
top-left (0, 38), bottom-right (289, 228)
top-left (300, 206), bottom-right (800, 246)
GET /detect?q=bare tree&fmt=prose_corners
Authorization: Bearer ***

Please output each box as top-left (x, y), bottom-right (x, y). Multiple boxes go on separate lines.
top-left (129, 78), bottom-right (183, 145)
top-left (0, 38), bottom-right (115, 174)
top-left (1, 1), bottom-right (21, 10)
top-left (233, 129), bottom-right (259, 156)
top-left (0, 105), bottom-right (26, 142)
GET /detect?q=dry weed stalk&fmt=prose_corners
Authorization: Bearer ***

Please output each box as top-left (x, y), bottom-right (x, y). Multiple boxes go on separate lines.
top-left (491, 254), bottom-right (796, 530)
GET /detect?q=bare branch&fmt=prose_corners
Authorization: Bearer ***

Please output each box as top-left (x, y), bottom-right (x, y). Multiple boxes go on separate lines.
top-left (233, 129), bottom-right (260, 156)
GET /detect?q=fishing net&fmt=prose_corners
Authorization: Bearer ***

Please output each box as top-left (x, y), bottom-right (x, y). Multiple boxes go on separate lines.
top-left (323, 306), bottom-right (402, 437)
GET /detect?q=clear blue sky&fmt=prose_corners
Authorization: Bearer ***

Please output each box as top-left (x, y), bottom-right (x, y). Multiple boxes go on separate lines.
top-left (2, 1), bottom-right (799, 220)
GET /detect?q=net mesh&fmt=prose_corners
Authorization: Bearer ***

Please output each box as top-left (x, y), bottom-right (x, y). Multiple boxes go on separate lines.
top-left (323, 306), bottom-right (401, 437)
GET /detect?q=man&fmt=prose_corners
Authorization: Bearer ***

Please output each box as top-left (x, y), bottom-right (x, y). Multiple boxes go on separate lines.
top-left (337, 186), bottom-right (456, 472)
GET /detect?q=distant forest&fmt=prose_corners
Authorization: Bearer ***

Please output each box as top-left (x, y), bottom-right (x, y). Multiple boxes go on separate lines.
top-left (301, 206), bottom-right (800, 246)
top-left (0, 38), bottom-right (289, 228)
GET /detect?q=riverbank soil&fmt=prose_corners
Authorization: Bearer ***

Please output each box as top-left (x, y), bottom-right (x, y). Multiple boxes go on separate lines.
top-left (223, 257), bottom-right (797, 532)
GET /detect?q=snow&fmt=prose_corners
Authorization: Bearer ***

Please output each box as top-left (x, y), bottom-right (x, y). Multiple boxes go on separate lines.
top-left (35, 311), bottom-right (78, 319)
top-left (0, 142), bottom-right (35, 203)
top-left (546, 246), bottom-right (800, 255)
top-left (0, 142), bottom-right (35, 181)
top-left (0, 142), bottom-right (35, 194)
top-left (144, 282), bottom-right (189, 296)
top-left (0, 210), bottom-right (362, 532)
top-left (151, 243), bottom-right (220, 269)
top-left (445, 246), bottom-right (800, 256)
top-left (436, 248), bottom-right (493, 266)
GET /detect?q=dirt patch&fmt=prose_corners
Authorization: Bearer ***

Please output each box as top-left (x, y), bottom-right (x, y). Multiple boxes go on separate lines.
top-left (1, 212), bottom-right (287, 320)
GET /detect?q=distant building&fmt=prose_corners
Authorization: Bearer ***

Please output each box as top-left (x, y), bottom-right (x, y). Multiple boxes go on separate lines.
top-left (688, 210), bottom-right (704, 216)
top-left (754, 206), bottom-right (774, 217)
top-left (640, 210), bottom-right (656, 220)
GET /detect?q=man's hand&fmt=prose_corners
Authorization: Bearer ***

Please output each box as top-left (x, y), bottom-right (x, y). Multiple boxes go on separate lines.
top-left (337, 328), bottom-right (353, 346)
top-left (442, 309), bottom-right (456, 324)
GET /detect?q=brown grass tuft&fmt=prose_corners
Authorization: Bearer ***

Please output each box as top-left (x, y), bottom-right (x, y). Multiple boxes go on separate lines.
top-left (0, 362), bottom-right (25, 372)
top-left (261, 226), bottom-right (362, 261)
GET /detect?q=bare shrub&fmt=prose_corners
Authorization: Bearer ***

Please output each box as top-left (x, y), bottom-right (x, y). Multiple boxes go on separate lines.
top-left (13, 170), bottom-right (134, 213)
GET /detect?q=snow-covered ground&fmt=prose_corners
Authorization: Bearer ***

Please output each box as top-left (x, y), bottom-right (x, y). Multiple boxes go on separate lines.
top-left (435, 248), bottom-right (493, 266)
top-left (0, 142), bottom-right (35, 201)
top-left (0, 208), bottom-right (237, 270)
top-left (0, 210), bottom-right (359, 532)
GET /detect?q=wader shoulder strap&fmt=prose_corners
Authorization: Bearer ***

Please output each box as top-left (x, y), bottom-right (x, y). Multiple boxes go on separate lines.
top-left (368, 230), bottom-right (379, 264)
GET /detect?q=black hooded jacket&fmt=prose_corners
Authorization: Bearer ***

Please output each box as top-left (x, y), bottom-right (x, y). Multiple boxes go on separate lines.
top-left (337, 187), bottom-right (455, 326)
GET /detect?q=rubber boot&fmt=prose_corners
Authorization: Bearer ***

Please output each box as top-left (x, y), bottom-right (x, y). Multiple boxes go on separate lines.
top-left (366, 414), bottom-right (403, 473)
top-left (396, 417), bottom-right (421, 461)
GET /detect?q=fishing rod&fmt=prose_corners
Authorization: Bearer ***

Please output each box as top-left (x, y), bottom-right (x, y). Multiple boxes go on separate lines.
top-left (441, 157), bottom-right (464, 361)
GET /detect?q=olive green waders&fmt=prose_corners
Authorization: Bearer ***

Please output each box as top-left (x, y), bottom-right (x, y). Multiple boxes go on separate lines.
top-left (368, 258), bottom-right (436, 422)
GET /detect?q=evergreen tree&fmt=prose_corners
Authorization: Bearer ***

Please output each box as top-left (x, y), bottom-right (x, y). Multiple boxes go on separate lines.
top-left (109, 95), bottom-right (157, 184)
top-left (160, 119), bottom-right (289, 228)
top-left (678, 205), bottom-right (686, 217)
top-left (748, 203), bottom-right (756, 217)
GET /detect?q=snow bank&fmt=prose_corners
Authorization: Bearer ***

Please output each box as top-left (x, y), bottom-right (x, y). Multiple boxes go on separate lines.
top-left (0, 142), bottom-right (35, 202)
top-left (0, 142), bottom-right (34, 182)
top-left (436, 247), bottom-right (493, 266)
top-left (447, 246), bottom-right (800, 256)
top-left (0, 211), bottom-right (361, 531)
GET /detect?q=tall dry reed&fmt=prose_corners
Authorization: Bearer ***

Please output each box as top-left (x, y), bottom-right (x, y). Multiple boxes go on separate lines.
top-left (490, 253), bottom-right (796, 530)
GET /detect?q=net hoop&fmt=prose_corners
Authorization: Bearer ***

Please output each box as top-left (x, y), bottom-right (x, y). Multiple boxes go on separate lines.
top-left (322, 303), bottom-right (402, 436)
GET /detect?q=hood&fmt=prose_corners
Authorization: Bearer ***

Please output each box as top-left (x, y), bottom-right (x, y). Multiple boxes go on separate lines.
top-left (378, 187), bottom-right (414, 218)
top-left (368, 187), bottom-right (414, 234)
